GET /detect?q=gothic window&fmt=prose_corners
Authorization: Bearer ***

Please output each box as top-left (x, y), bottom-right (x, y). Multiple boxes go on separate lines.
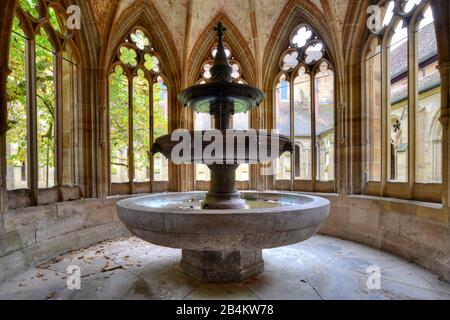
top-left (109, 27), bottom-right (169, 194)
top-left (275, 24), bottom-right (335, 191)
top-left (195, 42), bottom-right (249, 184)
top-left (6, 0), bottom-right (79, 204)
top-left (364, 0), bottom-right (441, 201)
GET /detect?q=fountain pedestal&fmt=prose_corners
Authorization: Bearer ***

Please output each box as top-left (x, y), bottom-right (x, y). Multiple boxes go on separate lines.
top-left (181, 249), bottom-right (264, 282)
top-left (202, 164), bottom-right (245, 209)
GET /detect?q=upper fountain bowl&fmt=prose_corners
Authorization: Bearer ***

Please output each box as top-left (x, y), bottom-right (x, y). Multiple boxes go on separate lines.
top-left (179, 82), bottom-right (265, 114)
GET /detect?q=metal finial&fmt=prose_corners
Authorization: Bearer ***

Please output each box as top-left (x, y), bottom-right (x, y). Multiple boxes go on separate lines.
top-left (214, 22), bottom-right (227, 39)
top-left (210, 22), bottom-right (232, 83)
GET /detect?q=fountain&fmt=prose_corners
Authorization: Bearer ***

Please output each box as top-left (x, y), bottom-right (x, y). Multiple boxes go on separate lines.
top-left (117, 23), bottom-right (330, 282)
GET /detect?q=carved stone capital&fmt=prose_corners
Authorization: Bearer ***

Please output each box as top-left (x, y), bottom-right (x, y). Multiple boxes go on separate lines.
top-left (437, 61), bottom-right (450, 128)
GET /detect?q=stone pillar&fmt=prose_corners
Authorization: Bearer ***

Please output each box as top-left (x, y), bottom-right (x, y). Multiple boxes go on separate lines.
top-left (438, 62), bottom-right (450, 210)
top-left (181, 249), bottom-right (264, 282)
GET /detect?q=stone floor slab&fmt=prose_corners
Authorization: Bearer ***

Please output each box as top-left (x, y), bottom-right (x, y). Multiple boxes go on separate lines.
top-left (0, 235), bottom-right (448, 300)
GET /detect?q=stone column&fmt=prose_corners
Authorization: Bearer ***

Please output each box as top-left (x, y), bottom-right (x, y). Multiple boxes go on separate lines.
top-left (0, 0), bottom-right (16, 221)
top-left (438, 62), bottom-right (450, 211)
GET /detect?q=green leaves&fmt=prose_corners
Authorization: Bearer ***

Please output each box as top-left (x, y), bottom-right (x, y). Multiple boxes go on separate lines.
top-left (7, 22), bottom-right (27, 169)
top-left (18, 0), bottom-right (40, 19)
top-left (144, 54), bottom-right (160, 73)
top-left (119, 47), bottom-right (137, 67)
top-left (109, 68), bottom-right (168, 182)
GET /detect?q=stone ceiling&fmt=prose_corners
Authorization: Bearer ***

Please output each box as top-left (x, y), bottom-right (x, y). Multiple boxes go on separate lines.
top-left (89, 0), bottom-right (350, 61)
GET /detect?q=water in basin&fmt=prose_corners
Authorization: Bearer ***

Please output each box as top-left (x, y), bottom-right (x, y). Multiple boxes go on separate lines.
top-left (139, 198), bottom-right (292, 210)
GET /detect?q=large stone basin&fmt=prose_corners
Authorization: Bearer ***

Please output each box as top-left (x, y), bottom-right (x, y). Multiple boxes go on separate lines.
top-left (117, 192), bottom-right (330, 282)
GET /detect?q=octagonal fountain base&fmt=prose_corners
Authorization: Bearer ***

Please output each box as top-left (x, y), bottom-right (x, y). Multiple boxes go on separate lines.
top-left (117, 191), bottom-right (330, 283)
top-left (181, 250), bottom-right (264, 282)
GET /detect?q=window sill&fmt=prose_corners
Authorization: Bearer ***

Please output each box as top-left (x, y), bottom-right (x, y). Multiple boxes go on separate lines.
top-left (269, 190), bottom-right (339, 198)
top-left (349, 194), bottom-right (443, 209)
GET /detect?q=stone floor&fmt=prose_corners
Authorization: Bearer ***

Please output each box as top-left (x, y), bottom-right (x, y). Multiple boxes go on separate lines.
top-left (0, 235), bottom-right (449, 300)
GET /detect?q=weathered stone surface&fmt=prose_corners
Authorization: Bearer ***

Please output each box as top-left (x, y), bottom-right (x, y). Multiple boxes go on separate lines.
top-left (319, 194), bottom-right (450, 282)
top-left (56, 199), bottom-right (101, 218)
top-left (1, 236), bottom-right (449, 300)
top-left (60, 186), bottom-right (82, 202)
top-left (1, 191), bottom-right (449, 286)
top-left (348, 207), bottom-right (380, 229)
top-left (36, 213), bottom-right (85, 242)
top-left (181, 250), bottom-right (264, 282)
top-left (117, 192), bottom-right (329, 282)
top-left (6, 189), bottom-right (33, 209)
top-left (0, 251), bottom-right (26, 282)
top-left (23, 232), bottom-right (80, 266)
top-left (434, 253), bottom-right (450, 282)
top-left (3, 205), bottom-right (56, 230)
top-left (416, 206), bottom-right (448, 224)
top-left (77, 222), bottom-right (126, 248)
top-left (0, 231), bottom-right (23, 257)
top-left (380, 212), bottom-right (400, 234)
top-left (83, 208), bottom-right (114, 227)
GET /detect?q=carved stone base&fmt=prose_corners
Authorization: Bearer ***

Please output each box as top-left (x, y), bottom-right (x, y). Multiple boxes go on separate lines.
top-left (201, 191), bottom-right (246, 209)
top-left (180, 249), bottom-right (264, 282)
top-left (202, 164), bottom-right (246, 210)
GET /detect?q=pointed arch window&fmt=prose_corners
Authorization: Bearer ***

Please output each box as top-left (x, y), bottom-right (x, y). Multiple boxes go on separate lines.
top-left (195, 43), bottom-right (250, 185)
top-left (274, 24), bottom-right (335, 192)
top-left (363, 0), bottom-right (442, 202)
top-left (6, 0), bottom-right (80, 206)
top-left (109, 27), bottom-right (169, 195)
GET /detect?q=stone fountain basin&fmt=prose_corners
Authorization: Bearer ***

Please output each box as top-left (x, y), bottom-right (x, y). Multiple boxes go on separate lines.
top-left (116, 192), bottom-right (330, 251)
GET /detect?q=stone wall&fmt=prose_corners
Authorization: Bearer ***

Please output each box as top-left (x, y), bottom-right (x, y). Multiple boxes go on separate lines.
top-left (0, 197), bottom-right (129, 283)
top-left (1, 193), bottom-right (449, 284)
top-left (318, 194), bottom-right (450, 282)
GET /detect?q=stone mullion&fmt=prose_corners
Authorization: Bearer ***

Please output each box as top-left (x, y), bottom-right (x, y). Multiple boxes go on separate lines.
top-left (26, 38), bottom-right (39, 206)
top-left (55, 52), bottom-right (64, 200)
top-left (289, 74), bottom-right (295, 191)
top-left (0, 65), bottom-right (10, 215)
top-left (149, 77), bottom-right (154, 193)
top-left (381, 34), bottom-right (389, 197)
top-left (0, 0), bottom-right (16, 218)
top-left (408, 19), bottom-right (417, 198)
top-left (311, 72), bottom-right (317, 192)
top-left (264, 87), bottom-right (275, 191)
top-left (128, 76), bottom-right (134, 194)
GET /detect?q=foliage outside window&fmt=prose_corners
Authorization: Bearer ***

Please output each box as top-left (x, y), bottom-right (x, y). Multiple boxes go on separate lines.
top-left (6, 0), bottom-right (79, 201)
top-left (109, 27), bottom-right (169, 194)
top-left (364, 0), bottom-right (442, 201)
top-left (275, 24), bottom-right (335, 190)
